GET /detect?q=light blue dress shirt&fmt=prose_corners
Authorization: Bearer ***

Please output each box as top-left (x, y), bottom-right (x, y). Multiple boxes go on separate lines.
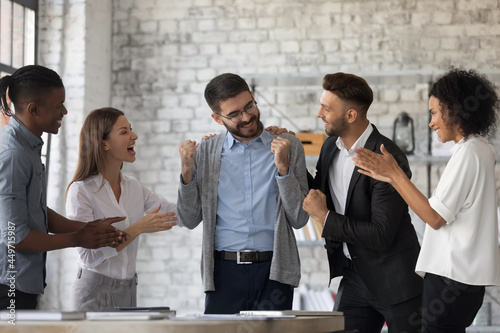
top-left (215, 129), bottom-right (284, 252)
top-left (0, 116), bottom-right (48, 295)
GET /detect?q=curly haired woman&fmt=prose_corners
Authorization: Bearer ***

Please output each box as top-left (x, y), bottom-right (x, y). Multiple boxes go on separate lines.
top-left (353, 69), bottom-right (500, 333)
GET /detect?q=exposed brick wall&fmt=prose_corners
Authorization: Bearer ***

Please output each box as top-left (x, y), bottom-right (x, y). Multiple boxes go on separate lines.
top-left (38, 0), bottom-right (84, 310)
top-left (37, 0), bottom-right (500, 321)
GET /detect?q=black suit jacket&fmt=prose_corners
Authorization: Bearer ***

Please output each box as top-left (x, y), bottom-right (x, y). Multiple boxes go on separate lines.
top-left (308, 125), bottom-right (423, 305)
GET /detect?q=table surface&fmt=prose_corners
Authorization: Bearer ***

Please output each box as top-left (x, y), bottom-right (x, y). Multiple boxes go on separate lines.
top-left (0, 315), bottom-right (344, 333)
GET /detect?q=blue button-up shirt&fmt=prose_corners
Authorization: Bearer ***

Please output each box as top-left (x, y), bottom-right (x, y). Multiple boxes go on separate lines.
top-left (0, 116), bottom-right (47, 294)
top-left (214, 130), bottom-right (282, 252)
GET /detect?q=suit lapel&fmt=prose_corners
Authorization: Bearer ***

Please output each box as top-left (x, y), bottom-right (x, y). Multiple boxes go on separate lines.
top-left (345, 126), bottom-right (380, 210)
top-left (321, 138), bottom-right (340, 211)
top-left (321, 139), bottom-right (339, 195)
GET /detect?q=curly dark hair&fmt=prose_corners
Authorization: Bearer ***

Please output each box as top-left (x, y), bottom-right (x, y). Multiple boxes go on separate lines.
top-left (429, 68), bottom-right (499, 138)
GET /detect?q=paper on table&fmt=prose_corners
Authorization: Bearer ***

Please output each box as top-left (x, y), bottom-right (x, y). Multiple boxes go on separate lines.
top-left (240, 310), bottom-right (343, 317)
top-left (86, 311), bottom-right (169, 321)
top-left (171, 314), bottom-right (294, 321)
top-left (0, 310), bottom-right (85, 321)
top-left (105, 307), bottom-right (175, 316)
top-left (106, 306), bottom-right (171, 311)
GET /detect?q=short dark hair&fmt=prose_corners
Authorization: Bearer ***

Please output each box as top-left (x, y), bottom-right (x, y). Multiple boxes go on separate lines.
top-left (204, 73), bottom-right (251, 113)
top-left (429, 68), bottom-right (499, 138)
top-left (322, 72), bottom-right (373, 115)
top-left (0, 65), bottom-right (64, 117)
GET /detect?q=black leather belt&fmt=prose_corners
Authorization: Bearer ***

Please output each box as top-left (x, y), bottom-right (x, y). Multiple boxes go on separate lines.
top-left (214, 250), bottom-right (273, 264)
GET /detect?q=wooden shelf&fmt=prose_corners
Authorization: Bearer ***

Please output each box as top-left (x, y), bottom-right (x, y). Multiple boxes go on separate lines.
top-left (296, 132), bottom-right (326, 156)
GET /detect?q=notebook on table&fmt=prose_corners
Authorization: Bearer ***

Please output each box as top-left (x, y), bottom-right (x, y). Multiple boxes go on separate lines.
top-left (239, 310), bottom-right (343, 317)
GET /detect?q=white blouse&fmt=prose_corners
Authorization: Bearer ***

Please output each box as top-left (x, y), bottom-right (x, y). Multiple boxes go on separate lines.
top-left (66, 174), bottom-right (179, 279)
top-left (416, 136), bottom-right (500, 285)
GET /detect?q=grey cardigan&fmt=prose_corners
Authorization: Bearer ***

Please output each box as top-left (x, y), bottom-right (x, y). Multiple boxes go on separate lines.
top-left (177, 132), bottom-right (309, 291)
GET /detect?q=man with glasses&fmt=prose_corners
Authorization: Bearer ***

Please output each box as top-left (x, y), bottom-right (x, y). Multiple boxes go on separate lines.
top-left (177, 73), bottom-right (309, 314)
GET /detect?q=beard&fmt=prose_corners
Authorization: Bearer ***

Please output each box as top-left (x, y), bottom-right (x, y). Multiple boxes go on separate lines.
top-left (325, 116), bottom-right (348, 137)
top-left (225, 112), bottom-right (263, 140)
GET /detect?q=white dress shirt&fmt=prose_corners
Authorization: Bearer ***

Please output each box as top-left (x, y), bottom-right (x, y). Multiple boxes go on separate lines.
top-left (328, 123), bottom-right (373, 259)
top-left (66, 174), bottom-right (179, 279)
top-left (416, 136), bottom-right (500, 285)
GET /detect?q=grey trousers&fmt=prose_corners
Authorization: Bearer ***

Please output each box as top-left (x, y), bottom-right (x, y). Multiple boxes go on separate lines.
top-left (73, 268), bottom-right (137, 311)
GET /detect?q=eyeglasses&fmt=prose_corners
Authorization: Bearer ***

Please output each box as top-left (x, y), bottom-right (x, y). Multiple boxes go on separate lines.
top-left (218, 101), bottom-right (258, 124)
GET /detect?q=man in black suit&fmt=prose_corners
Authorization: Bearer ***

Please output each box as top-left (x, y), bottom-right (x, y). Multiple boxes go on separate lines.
top-left (303, 73), bottom-right (423, 333)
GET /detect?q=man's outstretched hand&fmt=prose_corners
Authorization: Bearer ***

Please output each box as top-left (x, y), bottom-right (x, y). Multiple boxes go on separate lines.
top-left (75, 217), bottom-right (128, 249)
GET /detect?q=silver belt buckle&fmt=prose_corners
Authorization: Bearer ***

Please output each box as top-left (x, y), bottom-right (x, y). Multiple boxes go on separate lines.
top-left (237, 250), bottom-right (253, 264)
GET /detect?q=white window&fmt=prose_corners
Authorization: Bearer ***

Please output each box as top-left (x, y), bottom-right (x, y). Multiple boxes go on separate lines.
top-left (1, 1), bottom-right (48, 169)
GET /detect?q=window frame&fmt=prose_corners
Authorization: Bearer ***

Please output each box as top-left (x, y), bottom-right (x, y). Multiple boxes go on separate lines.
top-left (0, 0), bottom-right (48, 174)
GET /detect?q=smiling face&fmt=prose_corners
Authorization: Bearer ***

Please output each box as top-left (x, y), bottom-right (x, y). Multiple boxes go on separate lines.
top-left (212, 91), bottom-right (262, 143)
top-left (317, 90), bottom-right (350, 137)
top-left (34, 87), bottom-right (67, 135)
top-left (102, 115), bottom-right (138, 165)
top-left (428, 95), bottom-right (463, 143)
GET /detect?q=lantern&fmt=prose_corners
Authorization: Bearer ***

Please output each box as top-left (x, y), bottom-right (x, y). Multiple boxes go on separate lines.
top-left (392, 112), bottom-right (415, 155)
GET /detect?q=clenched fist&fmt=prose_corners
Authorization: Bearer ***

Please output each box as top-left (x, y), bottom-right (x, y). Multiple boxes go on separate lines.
top-left (271, 136), bottom-right (290, 176)
top-left (303, 189), bottom-right (328, 225)
top-left (178, 140), bottom-right (198, 184)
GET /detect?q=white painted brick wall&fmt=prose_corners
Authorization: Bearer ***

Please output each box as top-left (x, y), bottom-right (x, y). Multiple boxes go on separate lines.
top-left (37, 0), bottom-right (84, 311)
top-left (37, 0), bottom-right (500, 321)
top-left (109, 3), bottom-right (500, 315)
